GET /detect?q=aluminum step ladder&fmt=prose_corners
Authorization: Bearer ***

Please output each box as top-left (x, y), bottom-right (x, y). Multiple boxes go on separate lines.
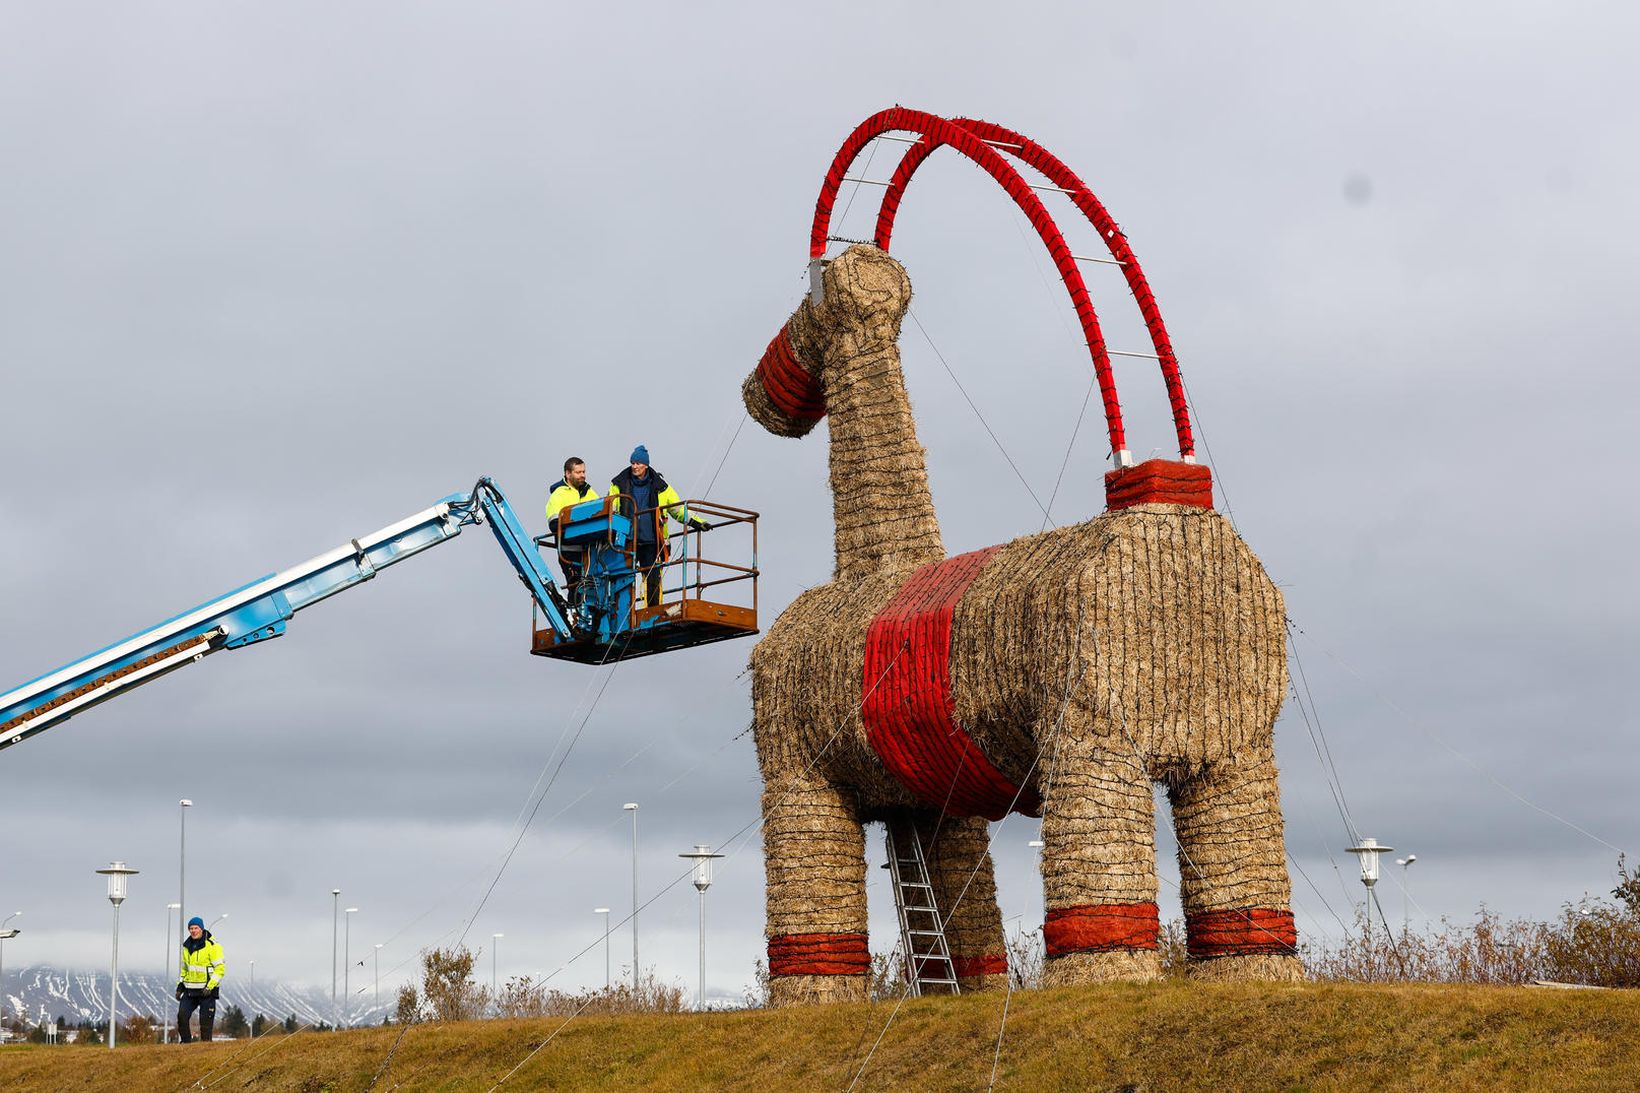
top-left (884, 818), bottom-right (960, 996)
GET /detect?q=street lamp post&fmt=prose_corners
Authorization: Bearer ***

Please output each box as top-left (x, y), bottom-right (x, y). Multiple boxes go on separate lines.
top-left (0, 911), bottom-right (20, 1035)
top-left (594, 908), bottom-right (611, 990)
top-left (373, 944), bottom-right (382, 1004)
top-left (491, 933), bottom-right (503, 999)
top-left (0, 911), bottom-right (20, 1005)
top-left (178, 800), bottom-right (191, 947)
top-left (343, 908), bottom-right (359, 1028)
top-left (330, 889), bottom-right (340, 1027)
top-left (678, 845), bottom-right (724, 1012)
top-left (623, 803), bottom-right (639, 985)
top-left (249, 959), bottom-right (255, 985)
top-left (161, 903), bottom-right (178, 1043)
top-left (1346, 837), bottom-right (1394, 944)
top-left (96, 862), bottom-right (139, 1050)
top-left (210, 913), bottom-right (228, 929)
top-left (1395, 854), bottom-right (1417, 933)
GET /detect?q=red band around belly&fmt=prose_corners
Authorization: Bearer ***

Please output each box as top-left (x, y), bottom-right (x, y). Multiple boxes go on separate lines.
top-left (1185, 907), bottom-right (1297, 958)
top-left (768, 932), bottom-right (871, 976)
top-left (861, 547), bottom-right (1040, 821)
top-left (1044, 902), bottom-right (1161, 956)
top-left (756, 324), bottom-right (826, 421)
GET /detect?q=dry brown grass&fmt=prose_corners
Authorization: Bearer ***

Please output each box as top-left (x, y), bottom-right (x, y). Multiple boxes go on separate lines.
top-left (5, 980), bottom-right (1640, 1091)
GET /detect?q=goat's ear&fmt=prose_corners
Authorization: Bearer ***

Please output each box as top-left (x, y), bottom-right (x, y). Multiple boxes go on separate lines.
top-left (745, 320), bottom-right (825, 438)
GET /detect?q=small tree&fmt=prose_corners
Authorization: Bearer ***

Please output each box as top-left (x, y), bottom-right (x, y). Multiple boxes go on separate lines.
top-left (220, 1004), bottom-right (250, 1038)
top-left (283, 1013), bottom-right (298, 1034)
top-left (419, 945), bottom-right (488, 1022)
top-left (120, 1014), bottom-right (156, 1044)
top-left (394, 983), bottom-right (421, 1025)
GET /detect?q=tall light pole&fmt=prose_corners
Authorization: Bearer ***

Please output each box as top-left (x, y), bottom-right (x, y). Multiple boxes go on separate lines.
top-left (96, 862), bottom-right (139, 1049)
top-left (594, 908), bottom-right (611, 990)
top-left (330, 889), bottom-right (341, 1027)
top-left (249, 960), bottom-right (255, 985)
top-left (343, 908), bottom-right (359, 1028)
top-left (1395, 854), bottom-right (1417, 933)
top-left (491, 933), bottom-right (503, 998)
top-left (178, 800), bottom-right (191, 948)
top-left (373, 944), bottom-right (382, 1005)
top-left (161, 904), bottom-right (178, 1043)
top-left (678, 845), bottom-right (724, 1012)
top-left (623, 803), bottom-right (639, 985)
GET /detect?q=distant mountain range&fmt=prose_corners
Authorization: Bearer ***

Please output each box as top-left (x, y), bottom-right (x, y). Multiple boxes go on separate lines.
top-left (2, 964), bottom-right (393, 1031)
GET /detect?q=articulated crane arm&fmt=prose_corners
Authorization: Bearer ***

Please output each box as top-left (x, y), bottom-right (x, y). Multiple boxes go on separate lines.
top-left (0, 478), bottom-right (571, 752)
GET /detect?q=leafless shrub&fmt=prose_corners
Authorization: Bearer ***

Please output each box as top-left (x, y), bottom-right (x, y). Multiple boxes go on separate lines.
top-left (488, 970), bottom-right (689, 1018)
top-left (1005, 927), bottom-right (1043, 990)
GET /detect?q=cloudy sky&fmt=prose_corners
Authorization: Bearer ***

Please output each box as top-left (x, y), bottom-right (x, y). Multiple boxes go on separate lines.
top-left (3, 2), bottom-right (1636, 1010)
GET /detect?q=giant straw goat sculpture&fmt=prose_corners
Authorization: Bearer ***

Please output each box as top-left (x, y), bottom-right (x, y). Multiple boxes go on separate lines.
top-left (741, 110), bottom-right (1302, 1006)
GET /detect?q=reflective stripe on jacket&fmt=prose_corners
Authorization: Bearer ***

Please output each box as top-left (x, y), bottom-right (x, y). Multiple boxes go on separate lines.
top-left (179, 933), bottom-right (226, 991)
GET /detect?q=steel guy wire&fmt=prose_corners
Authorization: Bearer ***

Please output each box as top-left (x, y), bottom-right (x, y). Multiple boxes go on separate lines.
top-left (907, 308), bottom-right (1052, 522)
top-left (1294, 625), bottom-right (1630, 858)
top-left (488, 643), bottom-right (915, 1088)
top-left (847, 635), bottom-right (1088, 1091)
top-left (1286, 623), bottom-right (1362, 841)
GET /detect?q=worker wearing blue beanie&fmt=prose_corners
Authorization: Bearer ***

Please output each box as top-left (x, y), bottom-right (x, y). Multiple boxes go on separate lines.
top-left (176, 915), bottom-right (225, 1041)
top-left (608, 444), bottom-right (710, 607)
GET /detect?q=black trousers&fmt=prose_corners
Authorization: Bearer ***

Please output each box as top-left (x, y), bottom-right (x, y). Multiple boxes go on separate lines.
top-left (635, 540), bottom-right (661, 607)
top-left (178, 991), bottom-right (216, 1042)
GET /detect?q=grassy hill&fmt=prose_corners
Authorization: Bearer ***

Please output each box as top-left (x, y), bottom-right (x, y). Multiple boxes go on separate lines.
top-left (3, 980), bottom-right (1638, 1091)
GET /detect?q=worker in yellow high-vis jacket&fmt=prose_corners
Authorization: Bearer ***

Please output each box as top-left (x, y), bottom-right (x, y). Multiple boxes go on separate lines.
top-left (546, 456), bottom-right (600, 605)
top-left (175, 916), bottom-right (226, 1042)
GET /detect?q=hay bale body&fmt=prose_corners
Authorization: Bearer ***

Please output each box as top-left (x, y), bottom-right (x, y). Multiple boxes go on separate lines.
top-left (747, 247), bottom-right (1300, 1005)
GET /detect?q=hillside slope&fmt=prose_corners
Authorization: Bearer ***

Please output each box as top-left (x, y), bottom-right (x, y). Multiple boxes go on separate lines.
top-left (3, 981), bottom-right (1638, 1091)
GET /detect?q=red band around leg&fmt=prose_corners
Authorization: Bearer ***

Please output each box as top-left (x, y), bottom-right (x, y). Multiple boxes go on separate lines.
top-left (950, 953), bottom-right (1008, 978)
top-left (1043, 902), bottom-right (1160, 956)
top-left (1185, 907), bottom-right (1297, 958)
top-left (768, 932), bottom-right (870, 976)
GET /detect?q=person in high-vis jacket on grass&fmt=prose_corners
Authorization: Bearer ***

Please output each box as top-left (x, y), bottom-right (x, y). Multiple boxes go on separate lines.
top-left (176, 916), bottom-right (225, 1042)
top-left (608, 445), bottom-right (709, 608)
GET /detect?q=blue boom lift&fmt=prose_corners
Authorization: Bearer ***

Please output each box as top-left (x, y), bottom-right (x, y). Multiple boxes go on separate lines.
top-left (0, 477), bottom-right (759, 751)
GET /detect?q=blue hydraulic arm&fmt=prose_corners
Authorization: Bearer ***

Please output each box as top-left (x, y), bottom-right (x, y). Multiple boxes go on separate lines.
top-left (0, 478), bottom-right (573, 752)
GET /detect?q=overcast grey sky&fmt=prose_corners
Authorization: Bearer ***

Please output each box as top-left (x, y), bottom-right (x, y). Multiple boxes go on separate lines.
top-left (3, 2), bottom-right (1637, 1008)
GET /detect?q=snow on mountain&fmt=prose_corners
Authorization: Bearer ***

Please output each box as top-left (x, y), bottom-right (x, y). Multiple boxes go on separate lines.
top-left (2, 964), bottom-right (392, 1030)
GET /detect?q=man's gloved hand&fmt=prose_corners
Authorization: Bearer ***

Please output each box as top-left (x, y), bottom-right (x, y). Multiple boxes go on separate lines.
top-left (175, 983), bottom-right (184, 1000)
top-left (688, 518), bottom-right (710, 533)
top-left (208, 986), bottom-right (220, 1000)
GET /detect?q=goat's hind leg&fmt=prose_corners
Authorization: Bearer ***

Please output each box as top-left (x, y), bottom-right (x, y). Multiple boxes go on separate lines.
top-left (1169, 748), bottom-right (1303, 982)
